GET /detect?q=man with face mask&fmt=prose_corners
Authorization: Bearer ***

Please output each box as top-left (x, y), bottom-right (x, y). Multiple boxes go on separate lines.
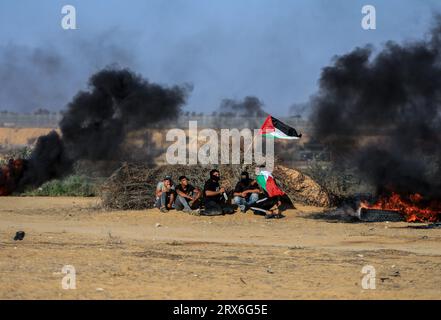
top-left (233, 171), bottom-right (261, 212)
top-left (202, 169), bottom-right (235, 216)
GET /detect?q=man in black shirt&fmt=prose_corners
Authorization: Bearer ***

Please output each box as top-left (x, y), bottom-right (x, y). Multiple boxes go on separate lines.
top-left (175, 176), bottom-right (201, 214)
top-left (233, 171), bottom-right (261, 212)
top-left (202, 169), bottom-right (234, 215)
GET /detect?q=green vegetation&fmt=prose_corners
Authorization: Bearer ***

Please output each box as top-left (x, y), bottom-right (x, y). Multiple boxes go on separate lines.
top-left (23, 175), bottom-right (102, 197)
top-left (0, 146), bottom-right (32, 166)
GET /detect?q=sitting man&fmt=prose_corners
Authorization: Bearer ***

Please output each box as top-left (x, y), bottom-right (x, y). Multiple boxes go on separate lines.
top-left (174, 175), bottom-right (201, 215)
top-left (249, 166), bottom-right (285, 219)
top-left (155, 176), bottom-right (175, 213)
top-left (233, 171), bottom-right (261, 212)
top-left (203, 169), bottom-right (235, 216)
top-left (250, 195), bottom-right (283, 219)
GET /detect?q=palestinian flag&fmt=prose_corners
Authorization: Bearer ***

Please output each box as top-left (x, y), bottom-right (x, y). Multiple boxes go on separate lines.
top-left (256, 170), bottom-right (285, 197)
top-left (259, 115), bottom-right (302, 139)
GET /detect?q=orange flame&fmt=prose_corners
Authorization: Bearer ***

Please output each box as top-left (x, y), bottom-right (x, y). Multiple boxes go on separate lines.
top-left (360, 192), bottom-right (441, 222)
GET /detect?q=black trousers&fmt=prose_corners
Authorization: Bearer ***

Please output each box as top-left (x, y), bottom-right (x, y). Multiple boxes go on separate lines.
top-left (203, 200), bottom-right (235, 216)
top-left (249, 197), bottom-right (280, 215)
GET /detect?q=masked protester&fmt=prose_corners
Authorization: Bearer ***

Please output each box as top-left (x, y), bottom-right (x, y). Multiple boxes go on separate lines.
top-left (249, 166), bottom-right (285, 219)
top-left (233, 171), bottom-right (261, 212)
top-left (174, 175), bottom-right (201, 215)
top-left (155, 176), bottom-right (175, 213)
top-left (202, 169), bottom-right (235, 216)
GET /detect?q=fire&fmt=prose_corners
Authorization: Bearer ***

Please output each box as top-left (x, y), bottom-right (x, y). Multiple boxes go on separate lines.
top-left (360, 192), bottom-right (441, 222)
top-left (0, 159), bottom-right (25, 196)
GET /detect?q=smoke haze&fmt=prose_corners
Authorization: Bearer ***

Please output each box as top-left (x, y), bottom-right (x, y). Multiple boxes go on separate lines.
top-left (0, 1), bottom-right (436, 115)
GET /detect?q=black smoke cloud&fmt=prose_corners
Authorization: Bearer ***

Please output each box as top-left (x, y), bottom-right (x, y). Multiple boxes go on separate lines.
top-left (217, 96), bottom-right (267, 117)
top-left (210, 96), bottom-right (267, 130)
top-left (310, 16), bottom-right (441, 198)
top-left (17, 68), bottom-right (188, 190)
top-left (60, 68), bottom-right (188, 161)
top-left (18, 131), bottom-right (72, 189)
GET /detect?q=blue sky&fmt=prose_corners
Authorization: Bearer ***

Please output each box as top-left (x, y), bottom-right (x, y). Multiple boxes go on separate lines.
top-left (0, 0), bottom-right (439, 115)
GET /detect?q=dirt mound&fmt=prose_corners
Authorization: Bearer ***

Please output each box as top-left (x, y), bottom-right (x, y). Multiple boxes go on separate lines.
top-left (101, 163), bottom-right (331, 210)
top-left (273, 166), bottom-right (331, 207)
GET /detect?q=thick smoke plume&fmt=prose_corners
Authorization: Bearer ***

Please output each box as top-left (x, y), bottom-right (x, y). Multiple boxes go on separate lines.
top-left (15, 68), bottom-right (188, 191)
top-left (60, 68), bottom-right (188, 161)
top-left (18, 131), bottom-right (72, 189)
top-left (311, 17), bottom-right (441, 199)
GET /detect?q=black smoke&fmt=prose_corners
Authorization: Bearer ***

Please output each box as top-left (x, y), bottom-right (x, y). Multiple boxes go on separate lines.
top-left (17, 67), bottom-right (188, 190)
top-left (217, 96), bottom-right (267, 117)
top-left (18, 131), bottom-right (72, 190)
top-left (60, 68), bottom-right (188, 161)
top-left (210, 96), bottom-right (267, 129)
top-left (310, 17), bottom-right (441, 199)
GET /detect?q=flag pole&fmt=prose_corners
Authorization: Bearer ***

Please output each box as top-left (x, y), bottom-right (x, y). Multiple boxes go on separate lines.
top-left (243, 115), bottom-right (269, 166)
top-left (243, 126), bottom-right (259, 165)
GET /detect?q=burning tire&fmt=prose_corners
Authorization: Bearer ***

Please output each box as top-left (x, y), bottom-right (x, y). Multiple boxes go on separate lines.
top-left (358, 207), bottom-right (405, 222)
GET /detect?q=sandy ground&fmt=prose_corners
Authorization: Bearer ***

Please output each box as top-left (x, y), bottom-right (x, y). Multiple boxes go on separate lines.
top-left (0, 197), bottom-right (440, 299)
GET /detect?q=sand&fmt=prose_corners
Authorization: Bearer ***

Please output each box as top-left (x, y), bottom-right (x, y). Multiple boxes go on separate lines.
top-left (0, 128), bottom-right (59, 147)
top-left (0, 197), bottom-right (440, 299)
